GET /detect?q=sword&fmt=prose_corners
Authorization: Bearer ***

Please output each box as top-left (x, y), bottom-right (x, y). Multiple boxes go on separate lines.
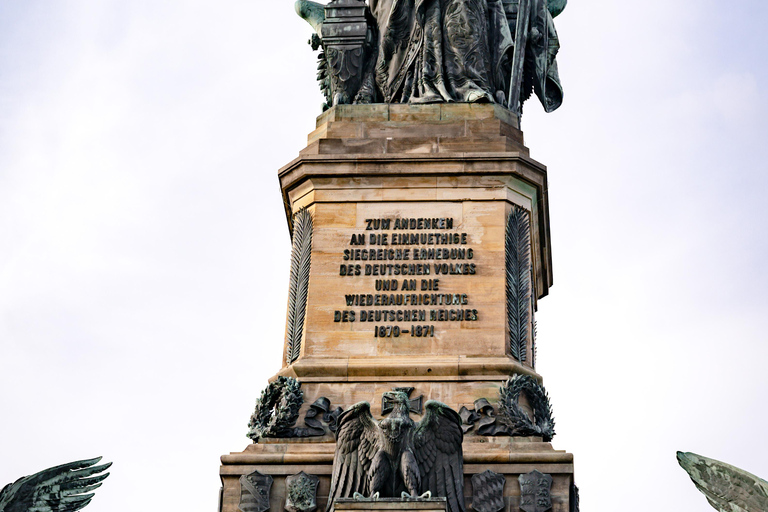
top-left (507, 0), bottom-right (531, 116)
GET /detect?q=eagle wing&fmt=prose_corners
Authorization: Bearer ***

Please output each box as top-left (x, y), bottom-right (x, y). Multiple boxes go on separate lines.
top-left (677, 451), bottom-right (768, 512)
top-left (0, 457), bottom-right (111, 512)
top-left (413, 401), bottom-right (465, 512)
top-left (326, 402), bottom-right (380, 511)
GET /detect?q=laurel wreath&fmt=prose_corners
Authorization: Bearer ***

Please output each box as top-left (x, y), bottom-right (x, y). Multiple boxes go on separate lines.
top-left (498, 375), bottom-right (555, 442)
top-left (247, 376), bottom-right (304, 440)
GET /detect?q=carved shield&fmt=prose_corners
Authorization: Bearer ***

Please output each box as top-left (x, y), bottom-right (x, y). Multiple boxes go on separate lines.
top-left (518, 470), bottom-right (552, 512)
top-left (471, 470), bottom-right (506, 512)
top-left (239, 470), bottom-right (273, 512)
top-left (285, 472), bottom-right (319, 512)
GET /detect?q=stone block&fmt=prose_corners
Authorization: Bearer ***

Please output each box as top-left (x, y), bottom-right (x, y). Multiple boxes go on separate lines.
top-left (389, 104), bottom-right (442, 122)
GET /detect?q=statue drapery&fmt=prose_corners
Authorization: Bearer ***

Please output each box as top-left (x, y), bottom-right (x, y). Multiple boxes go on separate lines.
top-left (368, 0), bottom-right (514, 104)
top-left (295, 0), bottom-right (565, 115)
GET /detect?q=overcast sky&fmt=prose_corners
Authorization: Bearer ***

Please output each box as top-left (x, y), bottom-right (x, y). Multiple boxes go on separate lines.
top-left (1, 1), bottom-right (767, 511)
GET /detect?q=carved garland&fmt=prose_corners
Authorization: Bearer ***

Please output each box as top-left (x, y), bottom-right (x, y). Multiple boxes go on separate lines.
top-left (498, 375), bottom-right (556, 442)
top-left (247, 377), bottom-right (343, 440)
top-left (247, 376), bottom-right (303, 440)
top-left (286, 208), bottom-right (313, 365)
top-left (505, 206), bottom-right (532, 362)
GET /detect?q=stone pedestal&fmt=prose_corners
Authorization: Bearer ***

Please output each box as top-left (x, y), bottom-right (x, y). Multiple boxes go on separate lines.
top-left (335, 499), bottom-right (447, 512)
top-left (220, 104), bottom-right (575, 512)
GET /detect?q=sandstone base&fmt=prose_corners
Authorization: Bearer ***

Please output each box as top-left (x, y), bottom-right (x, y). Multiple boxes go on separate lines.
top-left (220, 104), bottom-right (575, 512)
top-left (220, 437), bottom-right (573, 512)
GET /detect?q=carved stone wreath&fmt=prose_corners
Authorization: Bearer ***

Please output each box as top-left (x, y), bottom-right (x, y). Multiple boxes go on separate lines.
top-left (247, 376), bottom-right (303, 440)
top-left (498, 375), bottom-right (556, 442)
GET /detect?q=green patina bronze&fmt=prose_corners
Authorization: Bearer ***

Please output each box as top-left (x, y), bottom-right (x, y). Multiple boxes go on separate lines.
top-left (0, 457), bottom-right (110, 512)
top-left (678, 451), bottom-right (768, 512)
top-left (294, 0), bottom-right (565, 118)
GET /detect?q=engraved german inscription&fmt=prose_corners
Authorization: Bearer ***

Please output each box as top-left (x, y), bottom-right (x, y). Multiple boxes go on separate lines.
top-left (333, 216), bottom-right (480, 338)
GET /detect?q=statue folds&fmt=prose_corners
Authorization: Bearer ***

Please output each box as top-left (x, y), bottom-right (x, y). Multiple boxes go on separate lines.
top-left (296, 0), bottom-right (565, 114)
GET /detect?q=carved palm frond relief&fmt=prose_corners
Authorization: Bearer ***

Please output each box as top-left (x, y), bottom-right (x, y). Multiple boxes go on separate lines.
top-left (505, 205), bottom-right (532, 362)
top-left (285, 208), bottom-right (313, 365)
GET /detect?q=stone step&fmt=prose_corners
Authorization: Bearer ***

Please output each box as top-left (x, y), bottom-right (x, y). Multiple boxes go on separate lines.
top-left (315, 103), bottom-right (520, 128)
top-left (300, 136), bottom-right (527, 156)
top-left (309, 119), bottom-right (524, 146)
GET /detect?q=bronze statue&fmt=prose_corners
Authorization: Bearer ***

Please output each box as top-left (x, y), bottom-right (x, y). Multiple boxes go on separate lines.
top-left (366, 0), bottom-right (513, 105)
top-left (327, 391), bottom-right (464, 512)
top-left (677, 451), bottom-right (768, 512)
top-left (0, 457), bottom-right (110, 512)
top-left (295, 0), bottom-right (565, 116)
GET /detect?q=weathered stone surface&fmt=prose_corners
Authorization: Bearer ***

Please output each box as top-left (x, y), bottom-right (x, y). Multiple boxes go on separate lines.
top-left (471, 470), bottom-right (505, 512)
top-left (285, 472), bottom-right (320, 512)
top-left (518, 470), bottom-right (553, 512)
top-left (239, 470), bottom-right (274, 512)
top-left (278, 191), bottom-right (544, 373)
top-left (334, 499), bottom-right (447, 512)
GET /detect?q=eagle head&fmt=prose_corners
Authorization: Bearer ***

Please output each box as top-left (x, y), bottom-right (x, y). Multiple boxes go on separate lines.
top-left (379, 391), bottom-right (414, 442)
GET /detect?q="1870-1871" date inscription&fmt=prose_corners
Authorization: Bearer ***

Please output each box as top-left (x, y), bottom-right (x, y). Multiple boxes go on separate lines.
top-left (374, 325), bottom-right (435, 338)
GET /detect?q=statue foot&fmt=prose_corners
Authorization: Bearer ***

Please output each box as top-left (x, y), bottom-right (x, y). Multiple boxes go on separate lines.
top-left (409, 94), bottom-right (443, 104)
top-left (333, 92), bottom-right (352, 106)
top-left (465, 90), bottom-right (493, 103)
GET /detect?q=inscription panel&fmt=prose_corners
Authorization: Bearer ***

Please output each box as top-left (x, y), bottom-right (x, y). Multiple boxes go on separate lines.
top-left (303, 201), bottom-right (507, 359)
top-left (335, 216), bottom-right (479, 337)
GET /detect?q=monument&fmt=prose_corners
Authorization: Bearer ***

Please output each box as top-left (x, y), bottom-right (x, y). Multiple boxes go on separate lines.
top-left (220, 1), bottom-right (577, 512)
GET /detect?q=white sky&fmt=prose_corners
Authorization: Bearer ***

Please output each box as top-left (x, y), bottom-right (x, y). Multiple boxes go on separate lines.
top-left (1, 1), bottom-right (767, 511)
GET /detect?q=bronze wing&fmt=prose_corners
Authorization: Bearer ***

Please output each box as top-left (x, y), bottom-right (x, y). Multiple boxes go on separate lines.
top-left (0, 457), bottom-right (111, 512)
top-left (413, 401), bottom-right (465, 512)
top-left (677, 451), bottom-right (768, 511)
top-left (326, 402), bottom-right (380, 512)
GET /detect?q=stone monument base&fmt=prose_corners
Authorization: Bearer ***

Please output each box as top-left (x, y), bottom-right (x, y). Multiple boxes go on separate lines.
top-left (220, 104), bottom-right (575, 512)
top-left (220, 437), bottom-right (573, 512)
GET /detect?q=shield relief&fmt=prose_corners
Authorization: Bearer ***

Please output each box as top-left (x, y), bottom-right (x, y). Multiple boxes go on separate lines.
top-left (518, 470), bottom-right (553, 512)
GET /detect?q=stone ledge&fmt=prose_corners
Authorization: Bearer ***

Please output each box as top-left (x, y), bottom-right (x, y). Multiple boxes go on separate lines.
top-left (272, 356), bottom-right (540, 380)
top-left (334, 499), bottom-right (446, 511)
top-left (221, 438), bottom-right (573, 467)
top-left (315, 104), bottom-right (520, 130)
top-left (278, 152), bottom-right (546, 178)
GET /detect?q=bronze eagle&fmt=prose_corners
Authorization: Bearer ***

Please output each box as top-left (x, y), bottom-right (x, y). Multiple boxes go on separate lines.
top-left (327, 391), bottom-right (465, 512)
top-left (677, 451), bottom-right (768, 511)
top-left (0, 457), bottom-right (110, 512)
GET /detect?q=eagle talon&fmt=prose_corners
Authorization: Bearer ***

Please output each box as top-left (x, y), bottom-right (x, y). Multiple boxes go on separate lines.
top-left (353, 492), bottom-right (380, 501)
top-left (400, 491), bottom-right (431, 500)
